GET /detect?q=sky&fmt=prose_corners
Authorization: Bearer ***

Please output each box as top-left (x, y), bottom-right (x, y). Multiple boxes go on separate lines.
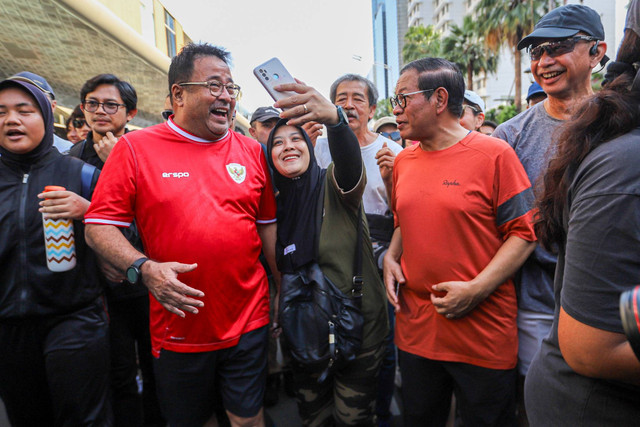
top-left (161, 0), bottom-right (375, 114)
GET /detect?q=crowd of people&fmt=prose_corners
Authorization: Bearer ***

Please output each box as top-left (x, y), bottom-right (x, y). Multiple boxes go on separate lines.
top-left (1, 2), bottom-right (639, 427)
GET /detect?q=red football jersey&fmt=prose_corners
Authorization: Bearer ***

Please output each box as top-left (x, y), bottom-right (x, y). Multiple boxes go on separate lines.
top-left (86, 119), bottom-right (276, 355)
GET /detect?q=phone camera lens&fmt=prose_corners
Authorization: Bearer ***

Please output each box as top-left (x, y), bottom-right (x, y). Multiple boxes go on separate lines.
top-left (273, 74), bottom-right (280, 80)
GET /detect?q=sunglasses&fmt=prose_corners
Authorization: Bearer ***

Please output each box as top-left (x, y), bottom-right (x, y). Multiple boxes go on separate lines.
top-left (72, 119), bottom-right (87, 128)
top-left (381, 131), bottom-right (401, 142)
top-left (528, 36), bottom-right (598, 61)
top-left (161, 110), bottom-right (173, 121)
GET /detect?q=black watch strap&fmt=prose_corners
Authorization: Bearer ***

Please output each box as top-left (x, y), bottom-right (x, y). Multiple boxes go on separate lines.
top-left (126, 257), bottom-right (149, 284)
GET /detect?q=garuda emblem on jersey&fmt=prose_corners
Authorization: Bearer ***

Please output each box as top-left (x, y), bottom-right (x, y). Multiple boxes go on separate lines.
top-left (226, 163), bottom-right (246, 184)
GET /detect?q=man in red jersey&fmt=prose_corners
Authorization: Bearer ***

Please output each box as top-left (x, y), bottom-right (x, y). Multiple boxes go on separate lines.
top-left (383, 57), bottom-right (537, 426)
top-left (85, 43), bottom-right (277, 427)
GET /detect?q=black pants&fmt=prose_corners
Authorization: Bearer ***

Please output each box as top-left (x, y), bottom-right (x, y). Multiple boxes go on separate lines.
top-left (108, 294), bottom-right (164, 426)
top-left (398, 349), bottom-right (516, 427)
top-left (0, 300), bottom-right (112, 426)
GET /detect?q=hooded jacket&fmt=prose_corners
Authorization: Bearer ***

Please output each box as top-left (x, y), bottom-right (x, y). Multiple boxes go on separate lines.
top-left (0, 79), bottom-right (102, 319)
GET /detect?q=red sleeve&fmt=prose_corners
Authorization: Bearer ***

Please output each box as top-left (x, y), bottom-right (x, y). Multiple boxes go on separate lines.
top-left (256, 147), bottom-right (276, 224)
top-left (493, 145), bottom-right (537, 242)
top-left (84, 136), bottom-right (137, 227)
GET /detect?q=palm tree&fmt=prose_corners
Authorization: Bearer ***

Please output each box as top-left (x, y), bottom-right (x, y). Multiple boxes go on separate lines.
top-left (402, 25), bottom-right (442, 64)
top-left (441, 16), bottom-right (499, 90)
top-left (475, 0), bottom-right (555, 112)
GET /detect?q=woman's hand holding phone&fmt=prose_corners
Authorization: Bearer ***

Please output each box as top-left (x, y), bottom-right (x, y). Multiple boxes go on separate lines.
top-left (274, 80), bottom-right (339, 127)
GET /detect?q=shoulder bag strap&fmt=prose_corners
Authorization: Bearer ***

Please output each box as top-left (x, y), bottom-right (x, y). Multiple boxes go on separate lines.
top-left (351, 205), bottom-right (364, 298)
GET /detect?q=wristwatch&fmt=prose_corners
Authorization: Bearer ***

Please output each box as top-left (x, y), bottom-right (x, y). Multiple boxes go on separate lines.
top-left (327, 105), bottom-right (348, 128)
top-left (126, 257), bottom-right (149, 285)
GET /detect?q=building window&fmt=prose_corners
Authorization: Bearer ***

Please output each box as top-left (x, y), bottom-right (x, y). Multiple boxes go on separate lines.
top-left (164, 10), bottom-right (177, 57)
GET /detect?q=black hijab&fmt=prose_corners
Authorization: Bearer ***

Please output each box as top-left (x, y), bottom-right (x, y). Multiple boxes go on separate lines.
top-left (0, 79), bottom-right (54, 169)
top-left (267, 119), bottom-right (326, 273)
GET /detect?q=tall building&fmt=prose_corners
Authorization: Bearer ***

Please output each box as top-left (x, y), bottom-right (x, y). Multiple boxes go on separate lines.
top-left (379, 0), bottom-right (623, 110)
top-left (0, 0), bottom-right (192, 129)
top-left (372, 0), bottom-right (408, 101)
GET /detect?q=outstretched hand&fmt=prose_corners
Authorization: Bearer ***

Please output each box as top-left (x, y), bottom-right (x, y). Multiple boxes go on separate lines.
top-left (141, 261), bottom-right (204, 318)
top-left (274, 80), bottom-right (339, 127)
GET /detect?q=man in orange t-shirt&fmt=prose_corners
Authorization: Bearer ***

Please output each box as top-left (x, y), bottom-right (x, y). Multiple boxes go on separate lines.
top-left (383, 57), bottom-right (537, 426)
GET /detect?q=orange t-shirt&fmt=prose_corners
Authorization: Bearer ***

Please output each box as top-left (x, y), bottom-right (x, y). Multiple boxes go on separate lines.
top-left (392, 131), bottom-right (536, 369)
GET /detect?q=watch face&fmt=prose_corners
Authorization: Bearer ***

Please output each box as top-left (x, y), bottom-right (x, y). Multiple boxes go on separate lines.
top-left (126, 267), bottom-right (138, 284)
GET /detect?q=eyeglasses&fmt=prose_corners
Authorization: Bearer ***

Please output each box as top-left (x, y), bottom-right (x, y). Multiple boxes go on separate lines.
top-left (177, 81), bottom-right (242, 99)
top-left (72, 119), bottom-right (87, 128)
top-left (390, 89), bottom-right (435, 109)
top-left (381, 131), bottom-right (401, 142)
top-left (161, 110), bottom-right (173, 121)
top-left (82, 100), bottom-right (127, 114)
top-left (463, 105), bottom-right (481, 116)
top-left (528, 36), bottom-right (598, 61)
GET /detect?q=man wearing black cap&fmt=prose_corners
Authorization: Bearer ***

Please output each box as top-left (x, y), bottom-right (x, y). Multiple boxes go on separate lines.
top-left (9, 71), bottom-right (74, 154)
top-left (492, 4), bottom-right (607, 420)
top-left (249, 106), bottom-right (280, 145)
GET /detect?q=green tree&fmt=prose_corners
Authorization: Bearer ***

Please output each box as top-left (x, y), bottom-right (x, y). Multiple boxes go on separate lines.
top-left (441, 16), bottom-right (498, 90)
top-left (374, 98), bottom-right (393, 120)
top-left (403, 25), bottom-right (442, 64)
top-left (475, 0), bottom-right (554, 112)
top-left (485, 104), bottom-right (518, 124)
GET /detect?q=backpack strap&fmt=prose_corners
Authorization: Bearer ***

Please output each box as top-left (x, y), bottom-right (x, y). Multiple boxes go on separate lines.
top-left (80, 162), bottom-right (97, 200)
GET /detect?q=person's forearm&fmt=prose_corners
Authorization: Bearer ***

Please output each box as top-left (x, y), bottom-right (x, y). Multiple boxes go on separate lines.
top-left (257, 222), bottom-right (280, 286)
top-left (559, 308), bottom-right (640, 385)
top-left (471, 235), bottom-right (536, 299)
top-left (387, 227), bottom-right (403, 260)
top-left (85, 224), bottom-right (145, 272)
top-left (327, 123), bottom-right (361, 191)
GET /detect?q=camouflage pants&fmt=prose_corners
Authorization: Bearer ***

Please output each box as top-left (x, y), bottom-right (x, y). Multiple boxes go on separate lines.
top-left (290, 343), bottom-right (385, 427)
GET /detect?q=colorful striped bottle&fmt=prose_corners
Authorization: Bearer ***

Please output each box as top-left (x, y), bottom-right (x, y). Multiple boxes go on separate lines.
top-left (42, 186), bottom-right (77, 272)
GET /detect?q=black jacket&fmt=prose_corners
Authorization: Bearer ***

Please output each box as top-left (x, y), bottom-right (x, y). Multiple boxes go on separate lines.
top-left (0, 149), bottom-right (103, 319)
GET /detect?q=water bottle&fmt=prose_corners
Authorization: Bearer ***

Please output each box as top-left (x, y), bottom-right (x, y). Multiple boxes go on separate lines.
top-left (42, 185), bottom-right (77, 272)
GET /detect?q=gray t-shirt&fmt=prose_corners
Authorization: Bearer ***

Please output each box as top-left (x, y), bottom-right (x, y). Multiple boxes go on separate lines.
top-left (493, 102), bottom-right (561, 314)
top-left (525, 127), bottom-right (640, 425)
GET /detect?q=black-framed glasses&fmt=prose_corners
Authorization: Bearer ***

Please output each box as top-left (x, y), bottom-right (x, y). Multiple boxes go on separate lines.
top-left (381, 131), bottom-right (401, 142)
top-left (82, 100), bottom-right (127, 114)
top-left (161, 110), bottom-right (173, 121)
top-left (177, 81), bottom-right (242, 99)
top-left (72, 119), bottom-right (87, 128)
top-left (390, 89), bottom-right (435, 109)
top-left (528, 36), bottom-right (598, 61)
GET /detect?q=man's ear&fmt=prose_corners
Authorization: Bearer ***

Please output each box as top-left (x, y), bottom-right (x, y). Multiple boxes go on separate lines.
top-left (368, 104), bottom-right (376, 121)
top-left (126, 109), bottom-right (138, 122)
top-left (434, 87), bottom-right (449, 115)
top-left (171, 84), bottom-right (185, 107)
top-left (248, 127), bottom-right (258, 139)
top-left (591, 41), bottom-right (607, 68)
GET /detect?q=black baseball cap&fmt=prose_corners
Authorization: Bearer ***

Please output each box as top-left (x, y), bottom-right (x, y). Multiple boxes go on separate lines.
top-left (250, 106), bottom-right (280, 124)
top-left (8, 71), bottom-right (56, 100)
top-left (518, 4), bottom-right (605, 50)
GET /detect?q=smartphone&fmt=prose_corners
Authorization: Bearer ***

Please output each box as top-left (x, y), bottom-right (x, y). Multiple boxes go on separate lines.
top-left (253, 58), bottom-right (297, 104)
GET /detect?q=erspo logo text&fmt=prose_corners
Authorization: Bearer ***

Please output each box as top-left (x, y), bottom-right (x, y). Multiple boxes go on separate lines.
top-left (162, 172), bottom-right (190, 178)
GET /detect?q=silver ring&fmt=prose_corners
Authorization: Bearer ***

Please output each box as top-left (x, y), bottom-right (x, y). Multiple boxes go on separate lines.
top-left (303, 104), bottom-right (308, 114)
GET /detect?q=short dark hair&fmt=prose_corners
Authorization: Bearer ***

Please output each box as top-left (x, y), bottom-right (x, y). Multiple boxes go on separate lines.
top-left (65, 104), bottom-right (85, 131)
top-left (168, 43), bottom-right (231, 94)
top-left (80, 74), bottom-right (137, 112)
top-left (481, 120), bottom-right (498, 129)
top-left (330, 74), bottom-right (378, 106)
top-left (400, 58), bottom-right (464, 117)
